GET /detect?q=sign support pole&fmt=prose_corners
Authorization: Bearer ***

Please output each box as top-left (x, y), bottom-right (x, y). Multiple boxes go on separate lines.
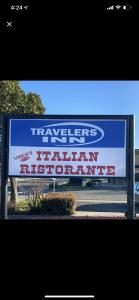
top-left (127, 115), bottom-right (135, 219)
top-left (0, 114), bottom-right (8, 219)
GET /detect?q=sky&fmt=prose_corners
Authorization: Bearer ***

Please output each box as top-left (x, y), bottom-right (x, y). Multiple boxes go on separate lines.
top-left (20, 81), bottom-right (139, 148)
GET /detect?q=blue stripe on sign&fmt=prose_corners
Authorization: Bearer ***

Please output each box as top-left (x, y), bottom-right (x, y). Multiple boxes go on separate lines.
top-left (9, 119), bottom-right (126, 148)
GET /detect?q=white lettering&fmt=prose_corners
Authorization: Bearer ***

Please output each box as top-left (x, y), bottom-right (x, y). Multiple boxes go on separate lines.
top-left (69, 137), bottom-right (85, 143)
top-left (74, 129), bottom-right (81, 136)
top-left (61, 129), bottom-right (67, 136)
top-left (53, 129), bottom-right (61, 136)
top-left (30, 126), bottom-right (99, 140)
top-left (42, 137), bottom-right (48, 142)
top-left (45, 129), bottom-right (53, 135)
top-left (67, 129), bottom-right (74, 136)
top-left (51, 137), bottom-right (67, 143)
top-left (31, 128), bottom-right (37, 135)
top-left (90, 129), bottom-right (97, 136)
top-left (82, 129), bottom-right (89, 136)
top-left (37, 129), bottom-right (45, 135)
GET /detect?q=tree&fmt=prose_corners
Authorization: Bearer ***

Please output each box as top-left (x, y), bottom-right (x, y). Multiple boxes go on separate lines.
top-left (0, 81), bottom-right (46, 203)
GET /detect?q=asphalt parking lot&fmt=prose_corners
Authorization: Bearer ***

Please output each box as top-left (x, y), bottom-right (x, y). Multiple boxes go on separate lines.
top-left (77, 190), bottom-right (138, 214)
top-left (76, 189), bottom-right (127, 201)
top-left (76, 189), bottom-right (126, 213)
top-left (76, 189), bottom-right (139, 214)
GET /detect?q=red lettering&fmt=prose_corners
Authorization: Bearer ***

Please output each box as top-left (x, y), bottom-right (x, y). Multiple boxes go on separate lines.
top-left (78, 152), bottom-right (88, 161)
top-left (71, 152), bottom-right (77, 161)
top-left (31, 164), bottom-right (37, 174)
top-left (20, 164), bottom-right (30, 174)
top-left (36, 151), bottom-right (51, 161)
top-left (97, 166), bottom-right (105, 175)
top-left (86, 165), bottom-right (96, 175)
top-left (43, 151), bottom-right (51, 161)
top-left (63, 152), bottom-right (71, 161)
top-left (51, 152), bottom-right (62, 161)
top-left (64, 165), bottom-right (75, 175)
top-left (55, 165), bottom-right (63, 174)
top-left (106, 166), bottom-right (115, 175)
top-left (36, 151), bottom-right (42, 161)
top-left (89, 152), bottom-right (99, 162)
top-left (38, 165), bottom-right (45, 174)
top-left (45, 165), bottom-right (54, 174)
top-left (74, 165), bottom-right (86, 175)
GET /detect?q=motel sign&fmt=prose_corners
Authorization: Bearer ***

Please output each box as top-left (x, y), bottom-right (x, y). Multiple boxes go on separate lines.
top-left (0, 114), bottom-right (135, 219)
top-left (8, 118), bottom-right (126, 177)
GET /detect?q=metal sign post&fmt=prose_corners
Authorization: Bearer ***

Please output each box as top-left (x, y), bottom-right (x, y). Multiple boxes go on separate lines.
top-left (52, 178), bottom-right (56, 193)
top-left (0, 114), bottom-right (8, 219)
top-left (127, 115), bottom-right (135, 219)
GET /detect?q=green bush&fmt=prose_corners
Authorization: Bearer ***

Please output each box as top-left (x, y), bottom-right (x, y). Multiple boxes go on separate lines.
top-left (25, 193), bottom-right (41, 214)
top-left (8, 192), bottom-right (77, 216)
top-left (40, 192), bottom-right (77, 215)
top-left (8, 201), bottom-right (29, 215)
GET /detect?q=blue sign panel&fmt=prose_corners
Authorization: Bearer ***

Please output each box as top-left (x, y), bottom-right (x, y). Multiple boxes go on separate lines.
top-left (8, 117), bottom-right (127, 177)
top-left (10, 119), bottom-right (126, 148)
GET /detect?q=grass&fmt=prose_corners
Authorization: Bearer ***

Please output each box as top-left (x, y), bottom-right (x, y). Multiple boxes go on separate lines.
top-left (16, 200), bottom-right (28, 208)
top-left (8, 200), bottom-right (30, 215)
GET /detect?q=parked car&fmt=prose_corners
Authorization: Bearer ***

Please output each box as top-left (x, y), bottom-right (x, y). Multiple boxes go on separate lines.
top-left (135, 182), bottom-right (139, 195)
top-left (135, 182), bottom-right (139, 204)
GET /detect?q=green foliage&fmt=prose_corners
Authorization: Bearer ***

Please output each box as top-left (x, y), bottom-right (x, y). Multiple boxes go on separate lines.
top-left (25, 93), bottom-right (45, 114)
top-left (8, 200), bottom-right (29, 215)
top-left (41, 192), bottom-right (77, 215)
top-left (23, 179), bottom-right (48, 214)
top-left (8, 192), bottom-right (77, 216)
top-left (25, 193), bottom-right (41, 214)
top-left (0, 80), bottom-right (46, 201)
top-left (0, 81), bottom-right (46, 157)
top-left (0, 81), bottom-right (46, 114)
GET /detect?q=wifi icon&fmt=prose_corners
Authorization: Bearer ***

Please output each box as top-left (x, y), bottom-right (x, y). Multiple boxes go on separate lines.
top-left (115, 5), bottom-right (121, 9)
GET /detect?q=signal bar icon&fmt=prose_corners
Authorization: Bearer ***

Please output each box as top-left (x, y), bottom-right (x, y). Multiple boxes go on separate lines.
top-left (107, 5), bottom-right (114, 10)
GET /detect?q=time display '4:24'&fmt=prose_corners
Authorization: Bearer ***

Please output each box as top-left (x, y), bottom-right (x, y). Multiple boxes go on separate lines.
top-left (11, 5), bottom-right (28, 10)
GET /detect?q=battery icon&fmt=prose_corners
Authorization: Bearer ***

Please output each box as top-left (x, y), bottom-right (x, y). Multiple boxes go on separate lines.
top-left (123, 5), bottom-right (132, 10)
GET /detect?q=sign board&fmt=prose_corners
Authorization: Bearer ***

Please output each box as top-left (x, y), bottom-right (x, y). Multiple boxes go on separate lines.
top-left (8, 117), bottom-right (127, 177)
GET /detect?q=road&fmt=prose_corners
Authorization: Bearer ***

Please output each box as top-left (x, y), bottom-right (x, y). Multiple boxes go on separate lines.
top-left (76, 189), bottom-right (127, 201)
top-left (7, 185), bottom-right (139, 214)
top-left (8, 185), bottom-right (127, 201)
top-left (75, 189), bottom-right (126, 213)
top-left (75, 190), bottom-right (139, 213)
